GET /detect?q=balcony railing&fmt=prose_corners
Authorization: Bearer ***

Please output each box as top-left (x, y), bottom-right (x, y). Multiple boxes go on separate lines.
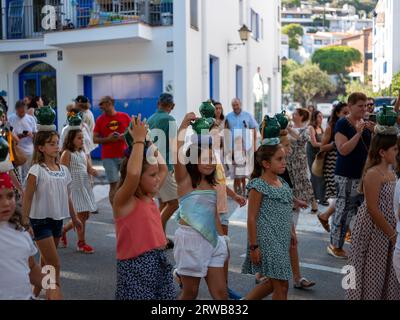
top-left (0, 0), bottom-right (173, 40)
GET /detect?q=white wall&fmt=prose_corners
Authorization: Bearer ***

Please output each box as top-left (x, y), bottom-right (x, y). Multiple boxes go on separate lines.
top-left (179, 0), bottom-right (281, 124)
top-left (1, 0), bottom-right (282, 127)
top-left (373, 0), bottom-right (400, 92)
top-left (0, 27), bottom-right (174, 129)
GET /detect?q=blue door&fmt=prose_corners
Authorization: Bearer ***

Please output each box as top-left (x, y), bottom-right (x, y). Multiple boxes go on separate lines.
top-left (84, 72), bottom-right (163, 159)
top-left (19, 62), bottom-right (58, 127)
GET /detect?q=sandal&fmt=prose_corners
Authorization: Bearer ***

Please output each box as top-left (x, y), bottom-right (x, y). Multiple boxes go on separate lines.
top-left (255, 275), bottom-right (269, 285)
top-left (294, 278), bottom-right (316, 289)
top-left (317, 213), bottom-right (330, 233)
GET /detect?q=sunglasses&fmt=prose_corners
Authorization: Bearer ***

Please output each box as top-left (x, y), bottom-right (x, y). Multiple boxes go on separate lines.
top-left (367, 103), bottom-right (374, 107)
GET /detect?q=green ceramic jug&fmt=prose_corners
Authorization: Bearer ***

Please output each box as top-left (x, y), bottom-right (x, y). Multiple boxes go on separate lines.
top-left (35, 106), bottom-right (56, 126)
top-left (260, 115), bottom-right (281, 140)
top-left (0, 136), bottom-right (9, 162)
top-left (275, 110), bottom-right (289, 130)
top-left (123, 119), bottom-right (151, 149)
top-left (377, 105), bottom-right (397, 126)
top-left (199, 100), bottom-right (216, 119)
top-left (191, 101), bottom-right (216, 135)
top-left (191, 117), bottom-right (214, 135)
top-left (67, 112), bottom-right (83, 127)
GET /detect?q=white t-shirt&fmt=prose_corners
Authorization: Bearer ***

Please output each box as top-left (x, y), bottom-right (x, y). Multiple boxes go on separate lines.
top-left (393, 179), bottom-right (400, 250)
top-left (0, 222), bottom-right (37, 300)
top-left (8, 114), bottom-right (37, 155)
top-left (28, 164), bottom-right (72, 220)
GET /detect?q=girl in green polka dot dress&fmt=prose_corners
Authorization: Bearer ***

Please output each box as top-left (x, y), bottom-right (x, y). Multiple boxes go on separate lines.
top-left (242, 143), bottom-right (298, 300)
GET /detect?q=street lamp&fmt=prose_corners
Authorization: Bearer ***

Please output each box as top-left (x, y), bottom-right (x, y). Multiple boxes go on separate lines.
top-left (228, 24), bottom-right (251, 52)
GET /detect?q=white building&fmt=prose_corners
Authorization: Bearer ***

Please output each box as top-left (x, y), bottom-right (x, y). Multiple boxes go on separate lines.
top-left (281, 7), bottom-right (313, 27)
top-left (327, 15), bottom-right (372, 33)
top-left (373, 0), bottom-right (400, 92)
top-left (0, 0), bottom-right (282, 157)
top-left (302, 31), bottom-right (351, 56)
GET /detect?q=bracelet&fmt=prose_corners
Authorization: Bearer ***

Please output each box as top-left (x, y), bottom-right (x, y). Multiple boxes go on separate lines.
top-left (133, 141), bottom-right (145, 145)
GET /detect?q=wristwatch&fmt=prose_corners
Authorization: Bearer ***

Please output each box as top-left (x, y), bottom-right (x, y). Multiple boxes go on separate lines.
top-left (249, 244), bottom-right (259, 251)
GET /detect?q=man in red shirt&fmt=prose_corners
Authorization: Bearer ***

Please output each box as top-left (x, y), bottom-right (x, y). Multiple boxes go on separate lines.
top-left (93, 96), bottom-right (131, 205)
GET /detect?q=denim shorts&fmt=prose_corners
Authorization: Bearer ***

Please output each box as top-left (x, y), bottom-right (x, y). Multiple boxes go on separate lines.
top-left (103, 158), bottom-right (123, 184)
top-left (30, 218), bottom-right (63, 241)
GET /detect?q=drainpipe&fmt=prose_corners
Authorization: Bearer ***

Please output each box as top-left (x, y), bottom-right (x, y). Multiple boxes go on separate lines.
top-left (201, 0), bottom-right (208, 100)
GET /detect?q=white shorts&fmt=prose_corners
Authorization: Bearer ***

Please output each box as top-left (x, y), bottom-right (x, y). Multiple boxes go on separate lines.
top-left (394, 248), bottom-right (400, 285)
top-left (173, 225), bottom-right (228, 278)
top-left (157, 171), bottom-right (178, 203)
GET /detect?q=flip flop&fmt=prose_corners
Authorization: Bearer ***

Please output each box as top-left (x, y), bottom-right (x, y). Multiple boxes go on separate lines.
top-left (317, 213), bottom-right (330, 233)
top-left (255, 275), bottom-right (269, 285)
top-left (294, 278), bottom-right (316, 289)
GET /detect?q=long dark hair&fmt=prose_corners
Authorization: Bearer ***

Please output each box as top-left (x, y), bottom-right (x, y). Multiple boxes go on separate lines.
top-left (251, 144), bottom-right (283, 180)
top-left (63, 129), bottom-right (83, 152)
top-left (359, 134), bottom-right (398, 192)
top-left (185, 143), bottom-right (217, 188)
top-left (329, 102), bottom-right (348, 141)
top-left (213, 101), bottom-right (225, 121)
top-left (310, 110), bottom-right (323, 130)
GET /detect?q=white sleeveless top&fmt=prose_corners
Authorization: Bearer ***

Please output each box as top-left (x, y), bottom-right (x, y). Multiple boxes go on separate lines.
top-left (28, 164), bottom-right (72, 220)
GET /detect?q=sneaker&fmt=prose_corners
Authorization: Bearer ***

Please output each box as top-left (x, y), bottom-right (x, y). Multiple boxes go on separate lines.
top-left (227, 287), bottom-right (242, 300)
top-left (327, 245), bottom-right (348, 259)
top-left (77, 242), bottom-right (95, 254)
top-left (173, 269), bottom-right (182, 289)
top-left (60, 231), bottom-right (67, 248)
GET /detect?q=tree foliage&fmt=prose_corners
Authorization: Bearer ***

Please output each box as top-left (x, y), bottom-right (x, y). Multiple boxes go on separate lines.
top-left (282, 24), bottom-right (304, 50)
top-left (312, 46), bottom-right (362, 75)
top-left (282, 0), bottom-right (301, 8)
top-left (282, 59), bottom-right (301, 93)
top-left (290, 63), bottom-right (334, 105)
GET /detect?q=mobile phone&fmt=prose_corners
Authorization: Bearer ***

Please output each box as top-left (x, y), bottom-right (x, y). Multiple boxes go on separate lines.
top-left (368, 114), bottom-right (377, 123)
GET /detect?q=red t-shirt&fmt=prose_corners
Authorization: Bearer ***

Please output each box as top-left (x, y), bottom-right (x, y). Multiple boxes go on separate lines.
top-left (94, 112), bottom-right (131, 159)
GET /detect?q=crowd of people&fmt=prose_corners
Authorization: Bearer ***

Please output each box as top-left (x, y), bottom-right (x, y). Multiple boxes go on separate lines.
top-left (0, 91), bottom-right (400, 300)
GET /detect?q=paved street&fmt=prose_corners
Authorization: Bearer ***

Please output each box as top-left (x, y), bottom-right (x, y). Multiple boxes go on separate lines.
top-left (56, 179), bottom-right (349, 300)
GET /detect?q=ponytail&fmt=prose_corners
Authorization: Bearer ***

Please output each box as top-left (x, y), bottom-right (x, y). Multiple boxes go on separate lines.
top-left (251, 151), bottom-right (263, 179)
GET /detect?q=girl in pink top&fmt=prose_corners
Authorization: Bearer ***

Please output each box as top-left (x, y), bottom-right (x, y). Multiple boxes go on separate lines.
top-left (112, 114), bottom-right (175, 300)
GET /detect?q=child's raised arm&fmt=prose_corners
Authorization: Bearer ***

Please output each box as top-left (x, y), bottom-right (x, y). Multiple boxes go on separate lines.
top-left (113, 115), bottom-right (148, 216)
top-left (174, 112), bottom-right (197, 184)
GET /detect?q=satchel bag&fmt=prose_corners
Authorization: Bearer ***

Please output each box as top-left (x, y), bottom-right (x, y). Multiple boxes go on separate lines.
top-left (11, 138), bottom-right (28, 167)
top-left (311, 151), bottom-right (326, 177)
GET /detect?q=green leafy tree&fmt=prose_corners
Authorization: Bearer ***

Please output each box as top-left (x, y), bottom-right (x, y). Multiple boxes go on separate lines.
top-left (282, 24), bottom-right (304, 50)
top-left (312, 46), bottom-right (362, 93)
top-left (289, 63), bottom-right (334, 105)
top-left (391, 72), bottom-right (400, 96)
top-left (312, 46), bottom-right (362, 75)
top-left (282, 0), bottom-right (301, 8)
top-left (344, 81), bottom-right (377, 100)
top-left (282, 59), bottom-right (301, 94)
